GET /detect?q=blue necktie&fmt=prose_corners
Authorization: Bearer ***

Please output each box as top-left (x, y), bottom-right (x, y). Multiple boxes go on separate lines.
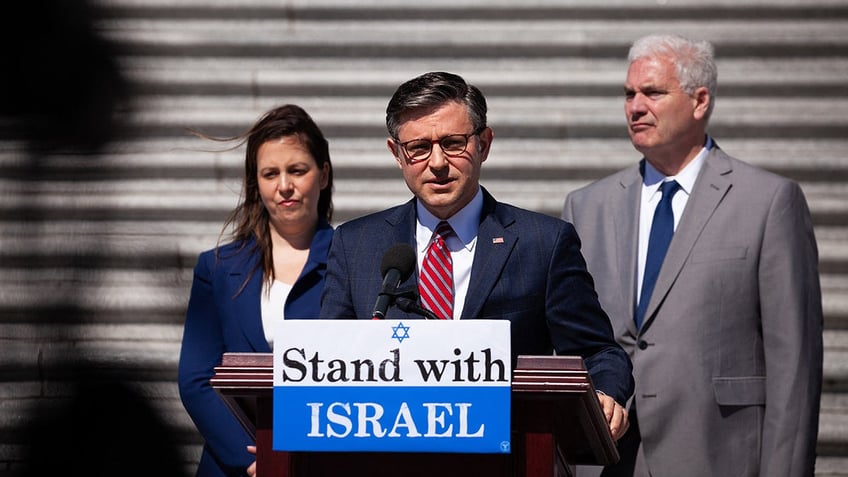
top-left (636, 180), bottom-right (681, 329)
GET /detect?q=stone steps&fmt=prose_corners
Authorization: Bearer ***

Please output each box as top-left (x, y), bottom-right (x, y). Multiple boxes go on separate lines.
top-left (1, 0), bottom-right (846, 473)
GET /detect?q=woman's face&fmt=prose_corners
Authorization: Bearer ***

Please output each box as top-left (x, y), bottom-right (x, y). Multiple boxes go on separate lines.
top-left (256, 136), bottom-right (329, 236)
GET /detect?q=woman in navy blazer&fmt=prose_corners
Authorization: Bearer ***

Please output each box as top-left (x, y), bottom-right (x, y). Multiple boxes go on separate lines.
top-left (178, 105), bottom-right (334, 477)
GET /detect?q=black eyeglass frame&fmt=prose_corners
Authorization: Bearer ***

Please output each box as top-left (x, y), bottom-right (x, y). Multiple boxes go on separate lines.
top-left (395, 127), bottom-right (486, 163)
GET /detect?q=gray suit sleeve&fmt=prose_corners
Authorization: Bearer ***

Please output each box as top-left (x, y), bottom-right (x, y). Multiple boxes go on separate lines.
top-left (758, 180), bottom-right (823, 476)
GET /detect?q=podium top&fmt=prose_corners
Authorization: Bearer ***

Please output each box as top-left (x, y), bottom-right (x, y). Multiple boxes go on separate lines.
top-left (517, 355), bottom-right (585, 371)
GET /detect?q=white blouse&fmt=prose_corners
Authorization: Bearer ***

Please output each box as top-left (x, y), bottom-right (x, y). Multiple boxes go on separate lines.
top-left (260, 279), bottom-right (293, 349)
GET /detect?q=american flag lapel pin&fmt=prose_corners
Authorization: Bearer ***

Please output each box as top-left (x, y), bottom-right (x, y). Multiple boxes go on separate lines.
top-left (492, 237), bottom-right (504, 244)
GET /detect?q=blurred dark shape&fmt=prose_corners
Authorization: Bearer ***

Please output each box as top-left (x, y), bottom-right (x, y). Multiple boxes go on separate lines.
top-left (0, 0), bottom-right (129, 152)
top-left (19, 366), bottom-right (185, 477)
top-left (2, 0), bottom-right (182, 474)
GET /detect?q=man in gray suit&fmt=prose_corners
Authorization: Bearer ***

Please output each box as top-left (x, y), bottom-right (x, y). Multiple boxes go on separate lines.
top-left (563, 34), bottom-right (823, 476)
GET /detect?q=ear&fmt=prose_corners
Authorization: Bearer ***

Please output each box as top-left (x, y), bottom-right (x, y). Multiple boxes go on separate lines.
top-left (692, 86), bottom-right (710, 120)
top-left (319, 161), bottom-right (330, 189)
top-left (476, 127), bottom-right (494, 163)
top-left (387, 137), bottom-right (404, 169)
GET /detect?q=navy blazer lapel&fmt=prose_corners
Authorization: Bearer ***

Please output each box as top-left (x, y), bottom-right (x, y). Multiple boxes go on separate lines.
top-left (385, 199), bottom-right (419, 251)
top-left (385, 199), bottom-right (419, 290)
top-left (297, 222), bottom-right (332, 281)
top-left (379, 199), bottom-right (423, 320)
top-left (462, 189), bottom-right (517, 319)
top-left (616, 166), bottom-right (643, 336)
top-left (642, 147), bottom-right (732, 329)
top-left (225, 247), bottom-right (271, 352)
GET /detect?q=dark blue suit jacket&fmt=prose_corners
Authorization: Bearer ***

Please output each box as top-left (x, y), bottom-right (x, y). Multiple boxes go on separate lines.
top-left (320, 189), bottom-right (633, 404)
top-left (178, 223), bottom-right (332, 477)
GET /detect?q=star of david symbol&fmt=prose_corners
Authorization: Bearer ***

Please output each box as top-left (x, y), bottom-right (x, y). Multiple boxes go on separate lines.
top-left (391, 322), bottom-right (411, 343)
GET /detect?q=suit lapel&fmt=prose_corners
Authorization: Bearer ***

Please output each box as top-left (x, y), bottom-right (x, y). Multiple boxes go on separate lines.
top-left (615, 167), bottom-right (643, 336)
top-left (225, 248), bottom-right (271, 352)
top-left (386, 199), bottom-right (419, 291)
top-left (385, 199), bottom-right (418, 252)
top-left (462, 190), bottom-right (516, 319)
top-left (642, 148), bottom-right (732, 330)
top-left (382, 199), bottom-right (425, 320)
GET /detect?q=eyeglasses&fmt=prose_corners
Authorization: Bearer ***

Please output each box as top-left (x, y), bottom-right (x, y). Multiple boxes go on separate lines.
top-left (396, 128), bottom-right (483, 163)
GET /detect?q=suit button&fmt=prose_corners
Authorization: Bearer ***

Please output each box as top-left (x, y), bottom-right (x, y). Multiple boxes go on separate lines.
top-left (638, 340), bottom-right (649, 350)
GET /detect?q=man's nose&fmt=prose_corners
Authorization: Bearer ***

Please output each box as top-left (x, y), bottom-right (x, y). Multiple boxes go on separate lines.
top-left (626, 93), bottom-right (647, 115)
top-left (428, 145), bottom-right (449, 169)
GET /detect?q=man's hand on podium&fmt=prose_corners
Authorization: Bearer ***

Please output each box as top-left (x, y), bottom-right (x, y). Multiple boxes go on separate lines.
top-left (596, 392), bottom-right (629, 441)
top-left (246, 445), bottom-right (257, 477)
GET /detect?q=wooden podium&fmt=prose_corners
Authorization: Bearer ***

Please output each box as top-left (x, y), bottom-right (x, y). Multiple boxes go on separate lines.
top-left (211, 353), bottom-right (618, 477)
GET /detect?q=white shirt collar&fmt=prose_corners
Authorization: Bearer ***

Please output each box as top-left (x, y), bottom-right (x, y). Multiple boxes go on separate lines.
top-left (415, 187), bottom-right (483, 253)
top-left (643, 136), bottom-right (713, 196)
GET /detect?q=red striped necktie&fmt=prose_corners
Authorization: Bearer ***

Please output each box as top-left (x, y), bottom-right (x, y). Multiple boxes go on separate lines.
top-left (419, 221), bottom-right (454, 320)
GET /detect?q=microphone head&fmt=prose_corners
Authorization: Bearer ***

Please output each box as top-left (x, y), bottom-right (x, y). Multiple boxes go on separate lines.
top-left (380, 243), bottom-right (416, 282)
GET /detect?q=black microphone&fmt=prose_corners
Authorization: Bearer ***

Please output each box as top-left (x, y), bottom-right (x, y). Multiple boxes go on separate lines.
top-left (371, 244), bottom-right (416, 319)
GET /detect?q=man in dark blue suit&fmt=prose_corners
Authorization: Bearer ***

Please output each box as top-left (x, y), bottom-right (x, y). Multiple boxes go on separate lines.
top-left (321, 71), bottom-right (633, 438)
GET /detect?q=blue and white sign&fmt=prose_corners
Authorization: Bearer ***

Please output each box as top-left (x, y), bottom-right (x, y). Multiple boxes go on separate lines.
top-left (272, 320), bottom-right (511, 454)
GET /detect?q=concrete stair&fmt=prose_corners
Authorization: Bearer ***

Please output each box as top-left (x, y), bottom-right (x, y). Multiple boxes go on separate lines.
top-left (1, 0), bottom-right (846, 474)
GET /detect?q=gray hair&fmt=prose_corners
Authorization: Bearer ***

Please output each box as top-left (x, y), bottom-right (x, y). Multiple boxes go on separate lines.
top-left (628, 34), bottom-right (718, 119)
top-left (386, 71), bottom-right (487, 139)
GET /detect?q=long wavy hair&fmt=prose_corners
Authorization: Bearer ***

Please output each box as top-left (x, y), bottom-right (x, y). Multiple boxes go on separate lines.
top-left (209, 104), bottom-right (334, 292)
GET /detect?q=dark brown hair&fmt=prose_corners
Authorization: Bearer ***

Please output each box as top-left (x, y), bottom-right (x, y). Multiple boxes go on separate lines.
top-left (386, 71), bottom-right (487, 140)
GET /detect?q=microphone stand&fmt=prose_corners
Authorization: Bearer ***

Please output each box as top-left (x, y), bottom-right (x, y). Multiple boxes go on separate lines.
top-left (375, 285), bottom-right (440, 320)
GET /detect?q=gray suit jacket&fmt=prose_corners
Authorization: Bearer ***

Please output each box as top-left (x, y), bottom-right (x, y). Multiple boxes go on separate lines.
top-left (563, 145), bottom-right (822, 476)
